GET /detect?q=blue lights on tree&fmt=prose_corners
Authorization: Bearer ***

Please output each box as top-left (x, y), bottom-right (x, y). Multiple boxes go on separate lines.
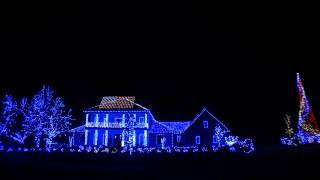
top-left (0, 86), bottom-right (72, 148)
top-left (31, 86), bottom-right (72, 148)
top-left (213, 125), bottom-right (226, 148)
top-left (0, 95), bottom-right (32, 144)
top-left (123, 114), bottom-right (135, 151)
top-left (0, 95), bottom-right (18, 137)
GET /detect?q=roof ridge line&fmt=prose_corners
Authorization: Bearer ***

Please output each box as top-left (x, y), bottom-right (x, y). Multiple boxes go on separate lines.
top-left (123, 97), bottom-right (149, 111)
top-left (184, 107), bottom-right (230, 132)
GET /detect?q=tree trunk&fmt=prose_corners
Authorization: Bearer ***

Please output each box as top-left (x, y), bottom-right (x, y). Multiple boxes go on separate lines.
top-left (46, 138), bottom-right (52, 149)
top-left (35, 133), bottom-right (41, 148)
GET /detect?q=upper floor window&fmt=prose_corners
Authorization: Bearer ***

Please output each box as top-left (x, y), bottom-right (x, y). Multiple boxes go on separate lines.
top-left (115, 117), bottom-right (122, 123)
top-left (88, 114), bottom-right (94, 122)
top-left (195, 136), bottom-right (201, 145)
top-left (139, 117), bottom-right (145, 123)
top-left (203, 120), bottom-right (208, 128)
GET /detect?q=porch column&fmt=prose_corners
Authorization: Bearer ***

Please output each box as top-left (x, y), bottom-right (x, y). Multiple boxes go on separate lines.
top-left (95, 114), bottom-right (99, 127)
top-left (144, 130), bottom-right (148, 146)
top-left (94, 130), bottom-right (98, 146)
top-left (121, 129), bottom-right (125, 147)
top-left (133, 130), bottom-right (136, 147)
top-left (85, 114), bottom-right (89, 127)
top-left (122, 114), bottom-right (125, 127)
top-left (104, 130), bottom-right (108, 146)
top-left (104, 114), bottom-right (109, 127)
top-left (145, 113), bottom-right (148, 128)
top-left (85, 129), bottom-right (88, 145)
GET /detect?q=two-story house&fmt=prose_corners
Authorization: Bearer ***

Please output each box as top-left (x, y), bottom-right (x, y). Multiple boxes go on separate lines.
top-left (69, 96), bottom-right (230, 148)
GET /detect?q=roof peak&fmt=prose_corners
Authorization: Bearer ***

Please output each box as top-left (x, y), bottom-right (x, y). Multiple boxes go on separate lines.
top-left (98, 96), bottom-right (136, 109)
top-left (189, 107), bottom-right (230, 132)
top-left (86, 96), bottom-right (150, 111)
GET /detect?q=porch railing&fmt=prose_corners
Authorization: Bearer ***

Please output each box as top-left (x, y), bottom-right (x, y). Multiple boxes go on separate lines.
top-left (86, 122), bottom-right (148, 128)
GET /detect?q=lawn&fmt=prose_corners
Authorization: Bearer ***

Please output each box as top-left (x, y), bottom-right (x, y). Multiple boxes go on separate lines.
top-left (1, 145), bottom-right (320, 179)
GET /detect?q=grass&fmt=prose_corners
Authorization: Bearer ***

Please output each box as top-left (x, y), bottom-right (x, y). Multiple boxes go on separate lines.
top-left (1, 145), bottom-right (320, 179)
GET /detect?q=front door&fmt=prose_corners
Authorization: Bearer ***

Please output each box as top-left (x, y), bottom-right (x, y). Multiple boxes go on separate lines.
top-left (138, 134), bottom-right (144, 147)
top-left (113, 134), bottom-right (122, 148)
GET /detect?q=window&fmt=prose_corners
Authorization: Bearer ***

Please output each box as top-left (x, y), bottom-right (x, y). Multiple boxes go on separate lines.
top-left (115, 117), bottom-right (122, 123)
top-left (177, 135), bottom-right (181, 143)
top-left (157, 135), bottom-right (164, 144)
top-left (139, 117), bottom-right (145, 123)
top-left (195, 136), bottom-right (201, 145)
top-left (213, 136), bottom-right (218, 143)
top-left (203, 120), bottom-right (208, 128)
top-left (80, 133), bottom-right (85, 142)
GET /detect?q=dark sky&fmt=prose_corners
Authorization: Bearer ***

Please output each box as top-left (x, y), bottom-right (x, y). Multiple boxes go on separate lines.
top-left (0, 1), bottom-right (318, 144)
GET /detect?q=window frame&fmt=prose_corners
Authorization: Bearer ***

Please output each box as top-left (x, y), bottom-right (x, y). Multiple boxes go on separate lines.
top-left (195, 136), bottom-right (201, 145)
top-left (203, 120), bottom-right (208, 128)
top-left (139, 117), bottom-right (145, 123)
top-left (213, 136), bottom-right (218, 143)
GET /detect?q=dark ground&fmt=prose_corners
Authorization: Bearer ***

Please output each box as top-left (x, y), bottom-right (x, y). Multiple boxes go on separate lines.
top-left (1, 145), bottom-right (320, 179)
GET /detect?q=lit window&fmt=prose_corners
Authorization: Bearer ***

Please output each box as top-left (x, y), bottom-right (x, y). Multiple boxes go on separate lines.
top-left (195, 136), bottom-right (200, 145)
top-left (203, 121), bottom-right (208, 128)
top-left (139, 117), bottom-right (145, 123)
top-left (115, 117), bottom-right (122, 123)
top-left (177, 135), bottom-right (181, 143)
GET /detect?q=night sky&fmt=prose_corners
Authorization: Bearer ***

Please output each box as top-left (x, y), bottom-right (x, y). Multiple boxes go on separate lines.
top-left (0, 1), bottom-right (318, 144)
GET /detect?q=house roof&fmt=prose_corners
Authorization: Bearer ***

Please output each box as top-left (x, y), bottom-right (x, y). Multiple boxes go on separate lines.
top-left (161, 121), bottom-right (191, 134)
top-left (98, 96), bottom-right (136, 109)
top-left (186, 108), bottom-right (230, 132)
top-left (152, 108), bottom-right (230, 134)
top-left (148, 120), bottom-right (172, 133)
top-left (86, 96), bottom-right (150, 111)
top-left (69, 125), bottom-right (85, 133)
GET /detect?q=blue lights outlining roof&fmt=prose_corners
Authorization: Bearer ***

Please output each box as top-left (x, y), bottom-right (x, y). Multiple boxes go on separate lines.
top-left (69, 125), bottom-right (85, 133)
top-left (187, 108), bottom-right (230, 132)
top-left (83, 110), bottom-right (150, 113)
top-left (160, 121), bottom-right (191, 134)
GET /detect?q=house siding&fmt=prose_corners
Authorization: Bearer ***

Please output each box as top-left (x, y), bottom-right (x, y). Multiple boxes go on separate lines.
top-left (183, 110), bottom-right (229, 147)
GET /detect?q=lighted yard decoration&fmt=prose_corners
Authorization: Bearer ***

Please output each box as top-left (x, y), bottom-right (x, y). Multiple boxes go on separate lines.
top-left (281, 73), bottom-right (320, 145)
